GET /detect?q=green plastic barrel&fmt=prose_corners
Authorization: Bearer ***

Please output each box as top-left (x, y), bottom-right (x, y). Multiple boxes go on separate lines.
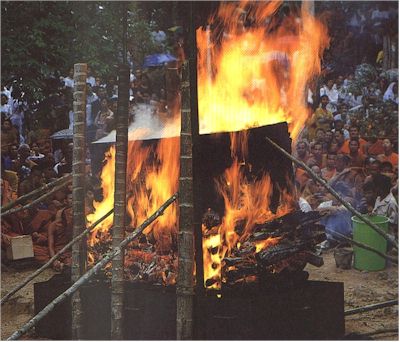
top-left (352, 215), bottom-right (389, 271)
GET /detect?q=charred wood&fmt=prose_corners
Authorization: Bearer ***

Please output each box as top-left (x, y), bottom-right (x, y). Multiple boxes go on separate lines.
top-left (256, 233), bottom-right (325, 267)
top-left (253, 210), bottom-right (324, 233)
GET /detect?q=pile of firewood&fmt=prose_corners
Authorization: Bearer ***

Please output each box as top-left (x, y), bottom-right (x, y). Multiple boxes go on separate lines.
top-left (88, 232), bottom-right (178, 286)
top-left (203, 210), bottom-right (327, 287)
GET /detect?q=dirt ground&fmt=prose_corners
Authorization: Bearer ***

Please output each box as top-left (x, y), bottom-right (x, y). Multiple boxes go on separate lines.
top-left (1, 249), bottom-right (398, 340)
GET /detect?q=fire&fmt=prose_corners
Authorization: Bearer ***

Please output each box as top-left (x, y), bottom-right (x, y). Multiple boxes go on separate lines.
top-left (198, 1), bottom-right (328, 288)
top-left (197, 1), bottom-right (329, 139)
top-left (88, 1), bottom-right (329, 288)
top-left (87, 138), bottom-right (180, 273)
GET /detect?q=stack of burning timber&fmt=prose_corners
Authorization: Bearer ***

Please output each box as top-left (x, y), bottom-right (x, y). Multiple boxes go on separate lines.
top-left (88, 232), bottom-right (178, 286)
top-left (203, 209), bottom-right (326, 288)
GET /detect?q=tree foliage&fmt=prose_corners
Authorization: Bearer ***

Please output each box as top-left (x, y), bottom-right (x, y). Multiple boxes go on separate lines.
top-left (1, 1), bottom-right (168, 106)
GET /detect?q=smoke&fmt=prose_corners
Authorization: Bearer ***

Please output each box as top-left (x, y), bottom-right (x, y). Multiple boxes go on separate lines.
top-left (93, 103), bottom-right (181, 144)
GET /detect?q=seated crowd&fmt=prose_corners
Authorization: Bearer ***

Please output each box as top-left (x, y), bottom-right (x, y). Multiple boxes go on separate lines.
top-left (296, 72), bottom-right (398, 247)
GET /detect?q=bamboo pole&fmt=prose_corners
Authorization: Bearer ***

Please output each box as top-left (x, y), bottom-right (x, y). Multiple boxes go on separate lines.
top-left (111, 62), bottom-right (130, 339)
top-left (0, 174), bottom-right (71, 213)
top-left (345, 299), bottom-right (398, 316)
top-left (1, 180), bottom-right (71, 217)
top-left (0, 208), bottom-right (114, 306)
top-left (7, 193), bottom-right (178, 341)
top-left (325, 229), bottom-right (397, 263)
top-left (176, 3), bottom-right (197, 339)
top-left (266, 137), bottom-right (399, 250)
top-left (71, 62), bottom-right (87, 339)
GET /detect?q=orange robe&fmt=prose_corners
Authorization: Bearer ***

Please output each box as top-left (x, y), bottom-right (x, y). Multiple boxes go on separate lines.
top-left (34, 207), bottom-right (72, 264)
top-left (377, 153), bottom-right (399, 169)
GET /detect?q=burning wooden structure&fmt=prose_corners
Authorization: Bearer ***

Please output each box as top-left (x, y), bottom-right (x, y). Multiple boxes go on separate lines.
top-left (34, 122), bottom-right (344, 340)
top-left (34, 1), bottom-right (344, 340)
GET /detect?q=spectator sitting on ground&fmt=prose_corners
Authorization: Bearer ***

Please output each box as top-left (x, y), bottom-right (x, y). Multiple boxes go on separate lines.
top-left (334, 129), bottom-right (347, 154)
top-left (53, 143), bottom-right (73, 176)
top-left (347, 138), bottom-right (366, 168)
top-left (94, 98), bottom-right (114, 140)
top-left (1, 117), bottom-right (19, 155)
top-left (18, 165), bottom-right (44, 197)
top-left (371, 173), bottom-right (398, 233)
top-left (308, 142), bottom-right (327, 169)
top-left (16, 144), bottom-right (37, 181)
top-left (294, 140), bottom-right (311, 191)
top-left (357, 181), bottom-right (376, 214)
top-left (366, 136), bottom-right (385, 156)
top-left (320, 78), bottom-right (339, 112)
top-left (332, 118), bottom-right (350, 140)
top-left (329, 153), bottom-right (364, 201)
top-left (321, 153), bottom-right (337, 181)
top-left (27, 141), bottom-right (45, 164)
top-left (302, 165), bottom-right (323, 199)
top-left (307, 95), bottom-right (333, 141)
top-left (377, 138), bottom-right (398, 171)
top-left (327, 138), bottom-right (340, 155)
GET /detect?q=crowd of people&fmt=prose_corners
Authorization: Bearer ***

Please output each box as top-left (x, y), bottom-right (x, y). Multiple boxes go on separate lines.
top-left (0, 59), bottom-right (183, 269)
top-left (0, 2), bottom-right (398, 268)
top-left (294, 1), bottom-right (399, 248)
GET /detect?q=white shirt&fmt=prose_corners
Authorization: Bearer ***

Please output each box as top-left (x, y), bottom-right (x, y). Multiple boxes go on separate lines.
top-left (63, 77), bottom-right (74, 88)
top-left (1, 104), bottom-right (11, 117)
top-left (373, 192), bottom-right (398, 225)
top-left (86, 76), bottom-right (96, 87)
top-left (320, 85), bottom-right (339, 104)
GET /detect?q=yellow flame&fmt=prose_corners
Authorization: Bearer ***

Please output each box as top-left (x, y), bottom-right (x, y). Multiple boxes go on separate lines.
top-left (197, 1), bottom-right (329, 139)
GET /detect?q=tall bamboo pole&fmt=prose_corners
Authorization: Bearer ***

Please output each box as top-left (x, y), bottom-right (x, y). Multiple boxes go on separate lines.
top-left (71, 63), bottom-right (87, 339)
top-left (177, 3), bottom-right (198, 339)
top-left (111, 3), bottom-right (129, 338)
top-left (111, 63), bottom-right (129, 339)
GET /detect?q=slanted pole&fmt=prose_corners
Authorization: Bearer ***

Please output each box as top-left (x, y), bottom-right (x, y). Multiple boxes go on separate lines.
top-left (71, 63), bottom-right (87, 339)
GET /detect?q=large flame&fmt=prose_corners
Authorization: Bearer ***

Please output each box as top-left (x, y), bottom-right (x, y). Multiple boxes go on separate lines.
top-left (88, 1), bottom-right (329, 288)
top-left (197, 1), bottom-right (329, 139)
top-left (198, 1), bottom-right (328, 288)
top-left (87, 138), bottom-right (180, 266)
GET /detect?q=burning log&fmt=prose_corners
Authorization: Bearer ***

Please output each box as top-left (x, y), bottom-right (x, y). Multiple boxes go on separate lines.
top-left (203, 209), bottom-right (327, 289)
top-left (256, 235), bottom-right (325, 268)
top-left (253, 210), bottom-right (324, 234)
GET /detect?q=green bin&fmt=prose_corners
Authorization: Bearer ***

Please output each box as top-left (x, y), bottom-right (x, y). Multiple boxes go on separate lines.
top-left (352, 215), bottom-right (389, 271)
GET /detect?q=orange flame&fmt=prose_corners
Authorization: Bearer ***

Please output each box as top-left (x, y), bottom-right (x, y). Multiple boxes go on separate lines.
top-left (87, 138), bottom-right (180, 266)
top-left (88, 1), bottom-right (328, 288)
top-left (198, 1), bottom-right (328, 288)
top-left (197, 1), bottom-right (329, 139)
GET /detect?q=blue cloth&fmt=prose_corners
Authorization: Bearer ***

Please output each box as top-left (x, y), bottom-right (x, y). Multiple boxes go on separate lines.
top-left (143, 53), bottom-right (177, 68)
top-left (321, 209), bottom-right (353, 241)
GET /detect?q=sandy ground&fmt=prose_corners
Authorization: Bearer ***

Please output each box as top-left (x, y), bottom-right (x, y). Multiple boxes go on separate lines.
top-left (1, 249), bottom-right (398, 340)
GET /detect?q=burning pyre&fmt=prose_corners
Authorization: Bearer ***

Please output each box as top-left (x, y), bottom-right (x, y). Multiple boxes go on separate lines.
top-left (86, 1), bottom-right (330, 288)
